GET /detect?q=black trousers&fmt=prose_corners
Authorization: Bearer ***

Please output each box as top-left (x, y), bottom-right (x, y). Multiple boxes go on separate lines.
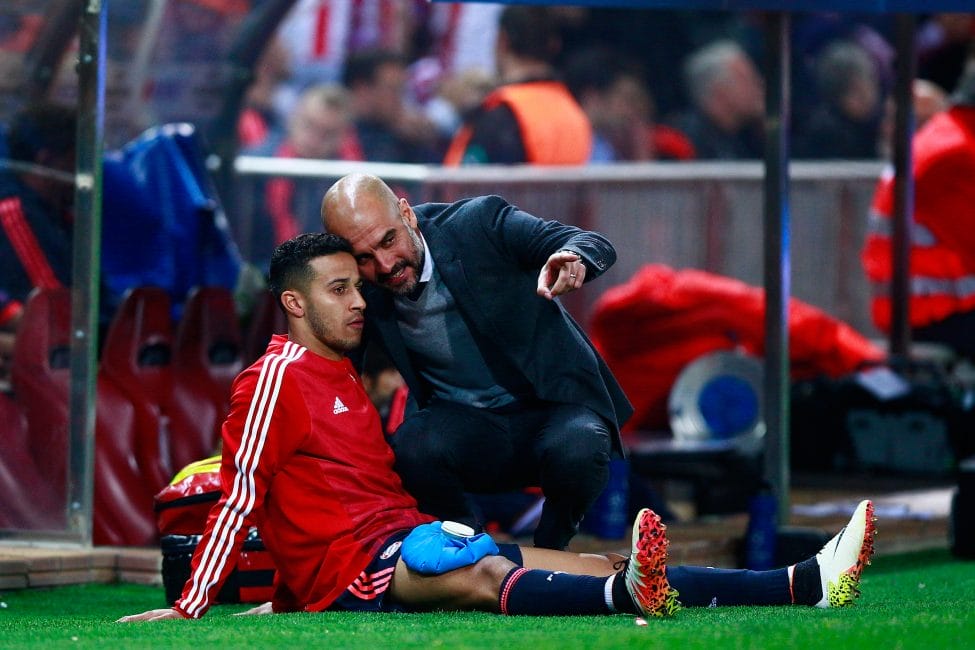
top-left (389, 399), bottom-right (612, 550)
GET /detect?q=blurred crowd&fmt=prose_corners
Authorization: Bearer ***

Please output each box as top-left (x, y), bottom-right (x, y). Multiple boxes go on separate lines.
top-left (4, 4), bottom-right (975, 358)
top-left (236, 4), bottom-right (975, 167)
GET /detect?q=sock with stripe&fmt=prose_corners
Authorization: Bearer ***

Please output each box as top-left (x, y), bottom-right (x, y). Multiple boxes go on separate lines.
top-left (610, 570), bottom-right (640, 614)
top-left (498, 567), bottom-right (620, 615)
top-left (789, 556), bottom-right (823, 605)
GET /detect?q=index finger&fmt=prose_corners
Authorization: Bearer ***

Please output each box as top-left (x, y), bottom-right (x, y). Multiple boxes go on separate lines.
top-left (550, 250), bottom-right (581, 263)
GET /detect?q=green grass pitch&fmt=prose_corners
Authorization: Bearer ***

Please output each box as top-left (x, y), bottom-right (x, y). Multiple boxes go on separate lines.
top-left (1, 549), bottom-right (973, 649)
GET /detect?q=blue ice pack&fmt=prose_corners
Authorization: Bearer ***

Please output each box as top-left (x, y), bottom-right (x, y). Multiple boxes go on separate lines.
top-left (401, 521), bottom-right (500, 575)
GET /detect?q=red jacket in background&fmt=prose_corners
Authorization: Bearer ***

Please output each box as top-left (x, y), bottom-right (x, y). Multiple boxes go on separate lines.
top-left (861, 106), bottom-right (975, 331)
top-left (590, 265), bottom-right (884, 434)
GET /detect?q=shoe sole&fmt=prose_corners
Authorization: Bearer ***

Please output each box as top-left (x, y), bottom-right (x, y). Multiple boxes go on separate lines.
top-left (627, 508), bottom-right (680, 617)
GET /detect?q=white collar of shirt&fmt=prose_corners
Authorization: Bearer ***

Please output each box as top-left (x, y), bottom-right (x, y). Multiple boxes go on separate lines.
top-left (418, 231), bottom-right (434, 282)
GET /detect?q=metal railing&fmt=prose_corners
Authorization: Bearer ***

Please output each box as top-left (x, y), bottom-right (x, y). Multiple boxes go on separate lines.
top-left (231, 158), bottom-right (885, 336)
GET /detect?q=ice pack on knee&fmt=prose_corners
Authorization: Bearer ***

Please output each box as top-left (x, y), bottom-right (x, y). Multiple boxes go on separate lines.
top-left (401, 521), bottom-right (499, 574)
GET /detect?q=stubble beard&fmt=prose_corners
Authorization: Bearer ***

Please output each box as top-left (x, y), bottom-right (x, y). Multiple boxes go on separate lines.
top-left (306, 304), bottom-right (361, 355)
top-left (380, 227), bottom-right (425, 296)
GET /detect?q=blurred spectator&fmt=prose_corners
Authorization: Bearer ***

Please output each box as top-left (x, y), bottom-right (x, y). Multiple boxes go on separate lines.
top-left (343, 49), bottom-right (441, 162)
top-left (422, 68), bottom-right (495, 143)
top-left (419, 2), bottom-right (503, 79)
top-left (554, 8), bottom-right (727, 122)
top-left (795, 41), bottom-right (883, 159)
top-left (918, 13), bottom-right (975, 95)
top-left (237, 38), bottom-right (291, 150)
top-left (670, 40), bottom-right (764, 160)
top-left (406, 2), bottom-right (502, 142)
top-left (443, 6), bottom-right (591, 165)
top-left (0, 103), bottom-right (76, 379)
top-left (157, 0), bottom-right (248, 62)
top-left (0, 10), bottom-right (43, 120)
top-left (862, 57), bottom-right (975, 361)
top-left (789, 14), bottom-right (896, 130)
top-left (564, 48), bottom-right (694, 162)
top-left (262, 84), bottom-right (362, 246)
top-left (878, 78), bottom-right (949, 160)
top-left (275, 0), bottom-right (418, 118)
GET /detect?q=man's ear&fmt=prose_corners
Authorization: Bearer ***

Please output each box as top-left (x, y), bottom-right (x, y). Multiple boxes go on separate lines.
top-left (399, 198), bottom-right (417, 228)
top-left (281, 290), bottom-right (304, 318)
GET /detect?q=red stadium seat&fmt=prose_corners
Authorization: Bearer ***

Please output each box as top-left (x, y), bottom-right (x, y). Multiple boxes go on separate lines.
top-left (170, 286), bottom-right (243, 468)
top-left (177, 286), bottom-right (243, 403)
top-left (243, 290), bottom-right (286, 366)
top-left (92, 376), bottom-right (159, 546)
top-left (0, 393), bottom-right (63, 530)
top-left (10, 287), bottom-right (72, 496)
top-left (9, 286), bottom-right (157, 542)
top-left (99, 287), bottom-right (176, 495)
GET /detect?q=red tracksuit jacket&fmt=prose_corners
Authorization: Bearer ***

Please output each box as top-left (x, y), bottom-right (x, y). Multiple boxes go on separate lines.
top-left (175, 335), bottom-right (432, 618)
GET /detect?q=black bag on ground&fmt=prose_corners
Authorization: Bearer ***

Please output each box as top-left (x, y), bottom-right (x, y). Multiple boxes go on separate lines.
top-left (156, 457), bottom-right (277, 605)
top-left (161, 529), bottom-right (276, 606)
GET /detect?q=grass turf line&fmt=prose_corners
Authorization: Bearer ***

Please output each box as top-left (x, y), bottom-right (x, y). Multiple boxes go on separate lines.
top-left (0, 549), bottom-right (973, 649)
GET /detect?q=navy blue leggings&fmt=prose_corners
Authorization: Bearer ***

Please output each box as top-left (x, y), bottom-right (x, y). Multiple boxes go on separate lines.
top-left (666, 566), bottom-right (792, 607)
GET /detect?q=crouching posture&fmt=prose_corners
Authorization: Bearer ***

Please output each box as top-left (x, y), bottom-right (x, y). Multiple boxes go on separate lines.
top-left (118, 234), bottom-right (876, 622)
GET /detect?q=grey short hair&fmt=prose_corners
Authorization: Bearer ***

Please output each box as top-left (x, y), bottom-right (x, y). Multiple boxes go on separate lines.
top-left (815, 41), bottom-right (877, 107)
top-left (683, 40), bottom-right (748, 108)
top-left (300, 83), bottom-right (350, 114)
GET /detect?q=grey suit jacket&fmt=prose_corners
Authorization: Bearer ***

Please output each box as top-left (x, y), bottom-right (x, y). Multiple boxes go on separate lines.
top-left (361, 195), bottom-right (632, 455)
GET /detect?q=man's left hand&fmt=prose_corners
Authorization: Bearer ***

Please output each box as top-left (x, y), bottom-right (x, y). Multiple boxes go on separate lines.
top-left (116, 608), bottom-right (184, 623)
top-left (537, 250), bottom-right (586, 300)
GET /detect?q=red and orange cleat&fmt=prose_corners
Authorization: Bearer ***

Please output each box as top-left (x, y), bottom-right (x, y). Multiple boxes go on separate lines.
top-left (623, 508), bottom-right (682, 617)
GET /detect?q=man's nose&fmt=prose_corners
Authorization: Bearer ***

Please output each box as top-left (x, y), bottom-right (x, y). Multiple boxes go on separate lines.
top-left (351, 287), bottom-right (366, 311)
top-left (375, 249), bottom-right (397, 274)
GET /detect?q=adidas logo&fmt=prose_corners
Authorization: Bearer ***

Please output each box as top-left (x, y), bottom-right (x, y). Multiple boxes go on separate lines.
top-left (332, 397), bottom-right (349, 415)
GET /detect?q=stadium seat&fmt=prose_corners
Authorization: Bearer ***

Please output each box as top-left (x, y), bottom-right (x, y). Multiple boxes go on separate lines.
top-left (92, 376), bottom-right (159, 546)
top-left (243, 289), bottom-right (286, 366)
top-left (98, 286), bottom-right (177, 495)
top-left (0, 393), bottom-right (63, 530)
top-left (10, 287), bottom-right (73, 502)
top-left (8, 287), bottom-right (161, 543)
top-left (170, 286), bottom-right (243, 467)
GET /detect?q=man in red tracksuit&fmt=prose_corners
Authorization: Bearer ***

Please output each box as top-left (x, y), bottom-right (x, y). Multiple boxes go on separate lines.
top-left (862, 60), bottom-right (975, 360)
top-left (119, 234), bottom-right (874, 622)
